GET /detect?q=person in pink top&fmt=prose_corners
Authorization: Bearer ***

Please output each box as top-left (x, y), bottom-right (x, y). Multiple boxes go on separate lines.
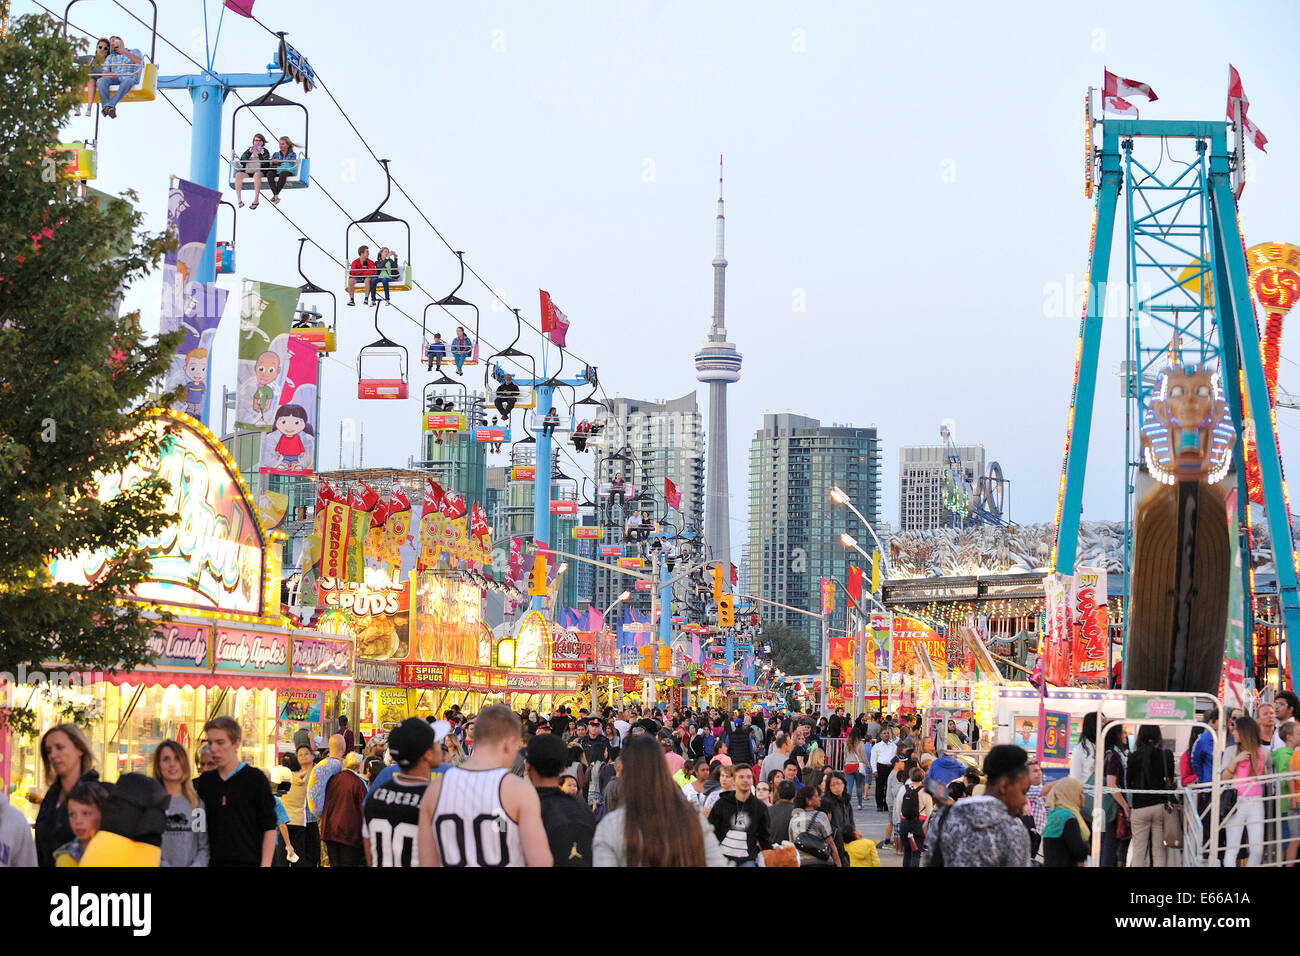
top-left (660, 733), bottom-right (684, 777)
top-left (1221, 715), bottom-right (1270, 867)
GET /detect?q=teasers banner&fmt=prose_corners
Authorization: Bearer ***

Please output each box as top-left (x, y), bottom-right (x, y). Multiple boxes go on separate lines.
top-left (258, 334), bottom-right (320, 476)
top-left (161, 177), bottom-right (228, 426)
top-left (890, 617), bottom-right (948, 680)
top-left (235, 279), bottom-right (300, 432)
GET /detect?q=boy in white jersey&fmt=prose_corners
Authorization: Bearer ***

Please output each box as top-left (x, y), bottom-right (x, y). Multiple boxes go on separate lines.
top-left (362, 718), bottom-right (444, 867)
top-left (418, 705), bottom-right (552, 867)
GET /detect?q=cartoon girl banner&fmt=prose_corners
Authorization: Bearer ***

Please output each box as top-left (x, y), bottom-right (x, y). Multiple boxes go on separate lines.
top-left (235, 279), bottom-right (300, 432)
top-left (160, 177), bottom-right (228, 426)
top-left (258, 334), bottom-right (319, 475)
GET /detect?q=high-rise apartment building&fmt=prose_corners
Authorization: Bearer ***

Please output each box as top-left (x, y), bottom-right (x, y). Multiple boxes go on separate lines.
top-left (745, 414), bottom-right (882, 652)
top-left (898, 444), bottom-right (986, 531)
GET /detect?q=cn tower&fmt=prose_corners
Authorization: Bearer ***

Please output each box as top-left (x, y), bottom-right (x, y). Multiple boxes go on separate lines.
top-left (694, 156), bottom-right (742, 575)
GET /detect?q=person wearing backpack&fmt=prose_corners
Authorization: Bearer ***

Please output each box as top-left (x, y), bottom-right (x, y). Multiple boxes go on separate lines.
top-left (895, 767), bottom-right (933, 867)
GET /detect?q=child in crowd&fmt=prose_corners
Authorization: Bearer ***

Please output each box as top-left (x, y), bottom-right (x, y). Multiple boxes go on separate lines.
top-left (54, 781), bottom-right (105, 867)
top-left (842, 826), bottom-right (880, 867)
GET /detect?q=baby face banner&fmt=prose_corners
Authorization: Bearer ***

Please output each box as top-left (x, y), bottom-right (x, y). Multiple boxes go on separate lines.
top-left (235, 279), bottom-right (300, 432)
top-left (161, 177), bottom-right (227, 425)
top-left (259, 334), bottom-right (319, 476)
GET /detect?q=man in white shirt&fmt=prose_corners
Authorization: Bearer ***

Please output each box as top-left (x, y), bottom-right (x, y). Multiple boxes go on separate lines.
top-left (871, 729), bottom-right (898, 813)
top-left (1272, 692), bottom-right (1299, 750)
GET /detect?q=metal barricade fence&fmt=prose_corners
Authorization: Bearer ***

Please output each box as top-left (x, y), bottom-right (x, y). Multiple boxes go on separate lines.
top-left (820, 736), bottom-right (846, 771)
top-left (1090, 767), bottom-right (1299, 867)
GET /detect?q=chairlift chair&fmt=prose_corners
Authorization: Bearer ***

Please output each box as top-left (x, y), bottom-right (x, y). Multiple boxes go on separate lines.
top-left (215, 200), bottom-right (237, 274)
top-left (228, 82), bottom-right (312, 191)
top-left (421, 251), bottom-right (481, 372)
top-left (65, 1), bottom-right (159, 105)
top-left (356, 301), bottom-right (408, 400)
top-left (47, 142), bottom-right (97, 182)
top-left (344, 159), bottom-right (412, 292)
top-left (290, 237), bottom-right (337, 354)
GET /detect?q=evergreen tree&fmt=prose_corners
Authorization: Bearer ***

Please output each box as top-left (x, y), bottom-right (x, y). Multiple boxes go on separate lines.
top-left (762, 622), bottom-right (818, 676)
top-left (0, 14), bottom-right (182, 681)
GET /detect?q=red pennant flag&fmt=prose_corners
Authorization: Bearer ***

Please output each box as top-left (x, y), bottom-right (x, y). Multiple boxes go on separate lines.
top-left (388, 488), bottom-right (411, 513)
top-left (539, 290), bottom-right (570, 348)
top-left (370, 498), bottom-right (390, 528)
top-left (729, 563), bottom-right (738, 586)
top-left (1227, 65), bottom-right (1268, 152)
top-left (847, 565), bottom-right (863, 604)
top-left (1103, 69), bottom-right (1158, 103)
top-left (664, 477), bottom-right (681, 510)
top-left (423, 479), bottom-right (445, 513)
top-left (315, 481), bottom-right (340, 514)
top-left (440, 491), bottom-right (468, 519)
top-left (470, 502), bottom-right (491, 539)
top-left (224, 0), bottom-right (256, 16)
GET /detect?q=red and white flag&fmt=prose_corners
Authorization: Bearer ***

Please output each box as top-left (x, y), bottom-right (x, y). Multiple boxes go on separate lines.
top-left (388, 488), bottom-right (411, 514)
top-left (470, 501), bottom-right (491, 539)
top-left (729, 563), bottom-right (738, 586)
top-left (1227, 65), bottom-right (1268, 152)
top-left (664, 477), bottom-right (681, 510)
top-left (440, 490), bottom-right (468, 520)
top-left (1103, 69), bottom-right (1158, 103)
top-left (1102, 95), bottom-right (1140, 118)
top-left (847, 564), bottom-right (863, 604)
top-left (539, 290), bottom-right (570, 348)
top-left (422, 478), bottom-right (445, 514)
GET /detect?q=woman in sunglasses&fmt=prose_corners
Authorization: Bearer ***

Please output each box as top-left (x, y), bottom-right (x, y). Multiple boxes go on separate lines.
top-left (74, 39), bottom-right (111, 116)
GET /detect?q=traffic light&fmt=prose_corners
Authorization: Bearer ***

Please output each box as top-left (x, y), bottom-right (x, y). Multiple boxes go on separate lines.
top-left (658, 644), bottom-right (671, 671)
top-left (830, 664), bottom-right (842, 689)
top-left (717, 594), bottom-right (734, 627)
top-left (710, 562), bottom-right (724, 603)
top-left (638, 644), bottom-right (653, 672)
top-left (528, 555), bottom-right (548, 596)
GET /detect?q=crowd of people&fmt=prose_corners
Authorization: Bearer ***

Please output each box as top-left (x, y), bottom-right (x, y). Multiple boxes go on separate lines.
top-left (3, 691), bottom-right (1296, 868)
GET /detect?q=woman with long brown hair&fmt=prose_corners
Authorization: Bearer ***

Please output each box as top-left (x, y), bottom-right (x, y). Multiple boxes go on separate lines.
top-left (33, 723), bottom-right (100, 868)
top-left (1222, 714), bottom-right (1271, 867)
top-left (592, 734), bottom-right (725, 866)
top-left (151, 739), bottom-right (209, 867)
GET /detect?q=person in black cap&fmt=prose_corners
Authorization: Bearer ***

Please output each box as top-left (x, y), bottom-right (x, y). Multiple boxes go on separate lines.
top-left (525, 733), bottom-right (595, 867)
top-left (926, 744), bottom-right (1031, 867)
top-left (79, 773), bottom-right (169, 867)
top-left (362, 718), bottom-right (444, 867)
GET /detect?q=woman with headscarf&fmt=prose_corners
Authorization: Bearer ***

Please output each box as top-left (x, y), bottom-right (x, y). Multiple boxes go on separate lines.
top-left (1042, 776), bottom-right (1090, 867)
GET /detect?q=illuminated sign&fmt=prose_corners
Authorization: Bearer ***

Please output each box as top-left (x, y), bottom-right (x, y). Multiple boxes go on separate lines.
top-left (401, 662), bottom-right (448, 686)
top-left (278, 690), bottom-right (322, 722)
top-left (291, 635), bottom-right (353, 677)
top-left (49, 412), bottom-right (265, 616)
top-left (318, 576), bottom-right (402, 616)
top-left (572, 527), bottom-right (601, 539)
top-left (213, 627), bottom-right (290, 674)
top-left (399, 661), bottom-right (505, 691)
top-left (511, 466), bottom-right (535, 481)
top-left (550, 500), bottom-right (578, 515)
top-left (421, 412), bottom-right (466, 432)
top-left (142, 621), bottom-right (211, 671)
top-left (474, 427), bottom-right (510, 443)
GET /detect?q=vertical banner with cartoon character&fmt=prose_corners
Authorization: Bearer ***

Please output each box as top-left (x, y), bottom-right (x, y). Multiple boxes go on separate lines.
top-left (259, 334), bottom-right (319, 475)
top-left (161, 177), bottom-right (228, 426)
top-left (235, 279), bottom-right (300, 432)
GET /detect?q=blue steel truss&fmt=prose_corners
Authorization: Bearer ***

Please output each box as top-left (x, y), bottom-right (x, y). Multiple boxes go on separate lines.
top-left (1053, 118), bottom-right (1300, 687)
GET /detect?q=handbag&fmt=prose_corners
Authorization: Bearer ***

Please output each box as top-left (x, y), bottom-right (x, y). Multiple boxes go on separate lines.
top-left (1161, 755), bottom-right (1183, 849)
top-left (1115, 807), bottom-right (1131, 840)
top-left (793, 829), bottom-right (831, 861)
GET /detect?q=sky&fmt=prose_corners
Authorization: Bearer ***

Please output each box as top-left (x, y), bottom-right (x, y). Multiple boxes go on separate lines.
top-left (26, 0), bottom-right (1300, 565)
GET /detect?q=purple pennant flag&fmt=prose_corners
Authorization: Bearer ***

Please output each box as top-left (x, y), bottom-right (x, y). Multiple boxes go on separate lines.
top-left (161, 177), bottom-right (226, 425)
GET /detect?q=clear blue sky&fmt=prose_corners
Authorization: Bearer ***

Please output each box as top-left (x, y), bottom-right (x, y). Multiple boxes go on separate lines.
top-left (30, 0), bottom-right (1300, 559)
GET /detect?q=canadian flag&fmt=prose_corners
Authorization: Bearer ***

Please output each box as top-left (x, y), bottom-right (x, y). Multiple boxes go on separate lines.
top-left (664, 477), bottom-right (681, 510)
top-left (1103, 69), bottom-right (1158, 103)
top-left (1103, 95), bottom-right (1140, 118)
top-left (539, 290), bottom-right (570, 348)
top-left (1227, 65), bottom-right (1268, 152)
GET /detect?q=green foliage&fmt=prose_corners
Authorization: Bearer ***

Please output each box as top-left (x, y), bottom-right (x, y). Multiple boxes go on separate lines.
top-left (762, 621), bottom-right (818, 675)
top-left (0, 14), bottom-right (183, 675)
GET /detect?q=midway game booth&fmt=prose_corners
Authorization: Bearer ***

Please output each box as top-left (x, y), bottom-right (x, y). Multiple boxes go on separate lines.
top-left (2, 411), bottom-right (355, 824)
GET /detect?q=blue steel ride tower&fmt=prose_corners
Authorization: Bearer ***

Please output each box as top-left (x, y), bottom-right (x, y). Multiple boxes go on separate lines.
top-left (694, 157), bottom-right (742, 577)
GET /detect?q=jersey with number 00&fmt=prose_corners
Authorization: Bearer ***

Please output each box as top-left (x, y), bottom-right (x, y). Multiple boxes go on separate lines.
top-left (432, 766), bottom-right (524, 867)
top-left (362, 775), bottom-right (429, 867)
